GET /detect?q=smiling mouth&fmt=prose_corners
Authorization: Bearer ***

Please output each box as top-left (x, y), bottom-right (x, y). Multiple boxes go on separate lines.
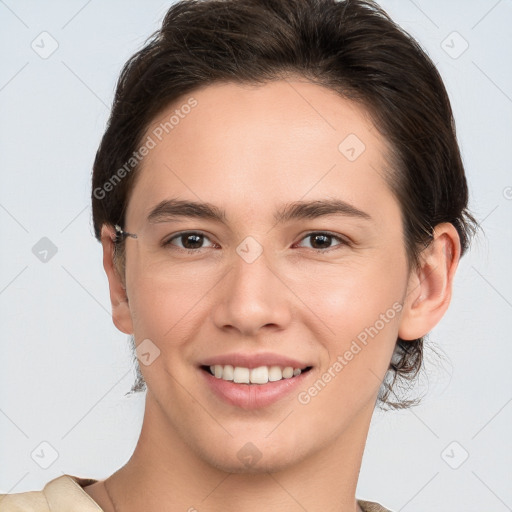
top-left (200, 365), bottom-right (313, 385)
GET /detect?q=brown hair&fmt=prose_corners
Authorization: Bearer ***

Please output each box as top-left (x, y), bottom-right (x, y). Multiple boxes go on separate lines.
top-left (91, 0), bottom-right (479, 409)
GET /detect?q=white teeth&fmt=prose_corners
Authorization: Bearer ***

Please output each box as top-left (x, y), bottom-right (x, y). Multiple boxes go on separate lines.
top-left (233, 366), bottom-right (250, 383)
top-left (222, 364), bottom-right (234, 381)
top-left (282, 367), bottom-right (294, 379)
top-left (268, 366), bottom-right (283, 381)
top-left (250, 366), bottom-right (268, 384)
top-left (208, 364), bottom-right (306, 384)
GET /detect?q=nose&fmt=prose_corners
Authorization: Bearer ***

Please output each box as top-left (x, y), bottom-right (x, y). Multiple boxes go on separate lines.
top-left (212, 246), bottom-right (293, 337)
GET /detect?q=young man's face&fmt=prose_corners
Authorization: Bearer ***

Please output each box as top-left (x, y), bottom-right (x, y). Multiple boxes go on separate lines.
top-left (109, 79), bottom-right (418, 472)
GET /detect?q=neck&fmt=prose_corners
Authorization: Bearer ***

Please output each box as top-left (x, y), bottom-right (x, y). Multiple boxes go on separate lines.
top-left (101, 392), bottom-right (373, 512)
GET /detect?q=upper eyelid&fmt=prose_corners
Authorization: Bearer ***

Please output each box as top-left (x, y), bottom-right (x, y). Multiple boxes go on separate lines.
top-left (295, 231), bottom-right (348, 245)
top-left (293, 232), bottom-right (350, 250)
top-left (165, 230), bottom-right (217, 245)
top-left (164, 230), bottom-right (349, 248)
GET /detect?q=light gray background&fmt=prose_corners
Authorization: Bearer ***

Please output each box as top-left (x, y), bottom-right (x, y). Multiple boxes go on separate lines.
top-left (0, 1), bottom-right (511, 510)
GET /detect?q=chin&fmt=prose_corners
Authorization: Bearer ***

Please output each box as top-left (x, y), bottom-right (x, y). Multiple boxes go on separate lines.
top-left (201, 450), bottom-right (302, 475)
top-left (188, 433), bottom-right (310, 475)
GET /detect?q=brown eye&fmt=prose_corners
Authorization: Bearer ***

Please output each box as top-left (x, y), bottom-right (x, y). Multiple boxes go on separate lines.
top-left (296, 232), bottom-right (347, 251)
top-left (164, 232), bottom-right (215, 251)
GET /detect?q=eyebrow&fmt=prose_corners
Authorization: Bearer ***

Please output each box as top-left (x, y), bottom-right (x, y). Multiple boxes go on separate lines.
top-left (146, 198), bottom-right (372, 225)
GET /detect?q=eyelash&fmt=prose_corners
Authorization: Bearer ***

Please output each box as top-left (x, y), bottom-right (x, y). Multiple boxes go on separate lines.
top-left (162, 231), bottom-right (350, 254)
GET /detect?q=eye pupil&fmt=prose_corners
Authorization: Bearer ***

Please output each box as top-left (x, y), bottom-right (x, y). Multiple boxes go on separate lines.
top-left (311, 234), bottom-right (331, 249)
top-left (182, 233), bottom-right (203, 249)
top-left (169, 231), bottom-right (342, 253)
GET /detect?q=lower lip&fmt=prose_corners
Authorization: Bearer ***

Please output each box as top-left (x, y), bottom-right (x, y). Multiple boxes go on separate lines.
top-left (200, 368), bottom-right (311, 410)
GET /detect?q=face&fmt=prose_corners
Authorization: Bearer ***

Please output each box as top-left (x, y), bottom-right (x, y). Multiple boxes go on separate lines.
top-left (112, 78), bottom-right (414, 472)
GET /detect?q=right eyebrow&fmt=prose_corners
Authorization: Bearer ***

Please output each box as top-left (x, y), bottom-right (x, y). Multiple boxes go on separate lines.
top-left (147, 199), bottom-right (227, 224)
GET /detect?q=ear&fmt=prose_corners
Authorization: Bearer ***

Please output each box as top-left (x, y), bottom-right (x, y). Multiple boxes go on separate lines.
top-left (398, 222), bottom-right (461, 341)
top-left (100, 224), bottom-right (133, 335)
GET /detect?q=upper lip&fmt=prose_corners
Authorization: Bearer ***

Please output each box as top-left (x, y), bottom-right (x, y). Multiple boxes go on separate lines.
top-left (200, 352), bottom-right (311, 369)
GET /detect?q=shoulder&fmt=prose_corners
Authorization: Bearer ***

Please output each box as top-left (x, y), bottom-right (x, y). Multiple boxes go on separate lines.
top-left (1, 479), bottom-right (390, 512)
top-left (0, 475), bottom-right (101, 512)
top-left (0, 490), bottom-right (49, 512)
top-left (358, 499), bottom-right (394, 512)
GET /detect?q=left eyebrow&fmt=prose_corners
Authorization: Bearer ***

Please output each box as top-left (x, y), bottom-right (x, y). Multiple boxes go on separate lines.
top-left (145, 198), bottom-right (372, 225)
top-left (273, 199), bottom-right (372, 224)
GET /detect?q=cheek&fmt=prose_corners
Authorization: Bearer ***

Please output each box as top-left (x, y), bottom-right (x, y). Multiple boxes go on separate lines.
top-left (125, 273), bottom-right (208, 396)
top-left (304, 253), bottom-right (406, 336)
top-left (128, 276), bottom-right (197, 337)
top-left (293, 263), bottom-right (405, 431)
top-left (126, 260), bottom-right (224, 350)
top-left (294, 250), bottom-right (407, 408)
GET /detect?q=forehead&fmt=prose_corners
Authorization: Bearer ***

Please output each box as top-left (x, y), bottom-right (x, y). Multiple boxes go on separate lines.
top-left (126, 79), bottom-right (399, 229)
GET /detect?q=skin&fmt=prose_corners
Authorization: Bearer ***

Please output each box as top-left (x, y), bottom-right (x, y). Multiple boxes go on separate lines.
top-left (84, 78), bottom-right (461, 512)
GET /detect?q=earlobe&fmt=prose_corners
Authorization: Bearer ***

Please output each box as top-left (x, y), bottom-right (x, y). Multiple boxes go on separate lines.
top-left (398, 223), bottom-right (461, 341)
top-left (100, 224), bottom-right (134, 335)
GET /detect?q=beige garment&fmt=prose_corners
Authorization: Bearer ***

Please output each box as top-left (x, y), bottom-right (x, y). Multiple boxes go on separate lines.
top-left (0, 475), bottom-right (392, 511)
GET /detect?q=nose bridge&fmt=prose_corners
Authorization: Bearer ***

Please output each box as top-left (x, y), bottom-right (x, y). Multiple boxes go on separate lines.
top-left (213, 240), bottom-right (291, 335)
